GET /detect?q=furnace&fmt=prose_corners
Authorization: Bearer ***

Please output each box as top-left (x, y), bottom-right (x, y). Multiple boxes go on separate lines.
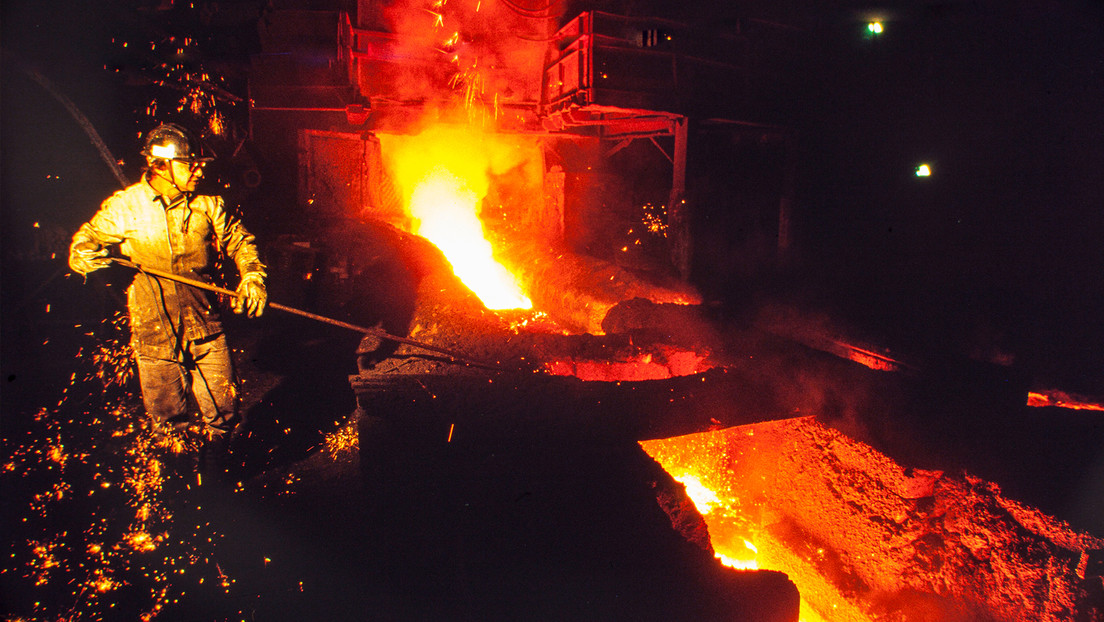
top-left (243, 4), bottom-right (1104, 620)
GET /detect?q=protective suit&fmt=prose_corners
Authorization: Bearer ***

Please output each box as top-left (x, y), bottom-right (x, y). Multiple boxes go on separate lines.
top-left (69, 124), bottom-right (266, 457)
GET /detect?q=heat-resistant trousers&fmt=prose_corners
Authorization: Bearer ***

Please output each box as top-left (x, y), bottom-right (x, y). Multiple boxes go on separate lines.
top-left (135, 333), bottom-right (239, 439)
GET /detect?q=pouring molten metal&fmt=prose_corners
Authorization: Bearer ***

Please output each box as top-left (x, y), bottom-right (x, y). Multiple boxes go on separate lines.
top-left (408, 165), bottom-right (531, 309)
top-left (381, 124), bottom-right (538, 310)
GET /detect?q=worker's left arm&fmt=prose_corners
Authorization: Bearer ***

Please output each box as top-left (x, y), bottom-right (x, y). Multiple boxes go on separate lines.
top-left (210, 197), bottom-right (267, 317)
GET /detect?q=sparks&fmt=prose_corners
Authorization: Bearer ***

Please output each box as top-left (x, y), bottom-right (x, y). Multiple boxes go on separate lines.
top-left (3, 310), bottom-right (228, 620)
top-left (323, 422), bottom-right (360, 458)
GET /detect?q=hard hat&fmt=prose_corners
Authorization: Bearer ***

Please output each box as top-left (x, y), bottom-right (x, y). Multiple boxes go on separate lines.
top-left (140, 123), bottom-right (213, 163)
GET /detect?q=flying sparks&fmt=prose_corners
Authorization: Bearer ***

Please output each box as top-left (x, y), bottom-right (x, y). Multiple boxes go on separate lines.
top-left (1, 313), bottom-right (232, 620)
top-left (323, 421), bottom-right (360, 459)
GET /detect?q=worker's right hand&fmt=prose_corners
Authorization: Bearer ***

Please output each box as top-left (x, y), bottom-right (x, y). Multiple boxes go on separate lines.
top-left (69, 242), bottom-right (111, 276)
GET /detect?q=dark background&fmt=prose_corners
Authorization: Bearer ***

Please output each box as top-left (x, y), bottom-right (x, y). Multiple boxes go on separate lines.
top-left (2, 2), bottom-right (1103, 619)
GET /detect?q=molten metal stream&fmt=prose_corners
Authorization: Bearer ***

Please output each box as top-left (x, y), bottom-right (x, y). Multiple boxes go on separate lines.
top-left (380, 125), bottom-right (540, 311)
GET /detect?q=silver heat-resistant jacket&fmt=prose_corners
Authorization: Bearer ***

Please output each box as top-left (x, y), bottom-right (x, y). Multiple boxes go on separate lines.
top-left (70, 180), bottom-right (266, 358)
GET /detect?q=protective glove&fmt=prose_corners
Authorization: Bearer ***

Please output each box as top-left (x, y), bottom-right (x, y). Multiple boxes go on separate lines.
top-left (69, 241), bottom-right (111, 276)
top-left (233, 274), bottom-right (267, 318)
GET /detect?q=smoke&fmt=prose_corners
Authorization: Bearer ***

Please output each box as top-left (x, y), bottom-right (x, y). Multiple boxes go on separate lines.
top-left (375, 0), bottom-right (555, 108)
top-left (744, 301), bottom-right (911, 445)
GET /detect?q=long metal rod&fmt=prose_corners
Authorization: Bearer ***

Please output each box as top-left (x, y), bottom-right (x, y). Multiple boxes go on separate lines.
top-left (111, 258), bottom-right (504, 369)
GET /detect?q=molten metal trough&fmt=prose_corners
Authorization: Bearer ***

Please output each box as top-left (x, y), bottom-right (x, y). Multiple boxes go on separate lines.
top-left (643, 418), bottom-right (1104, 621)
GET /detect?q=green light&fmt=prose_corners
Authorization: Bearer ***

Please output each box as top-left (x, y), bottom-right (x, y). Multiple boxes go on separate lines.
top-left (867, 22), bottom-right (884, 34)
top-left (915, 164), bottom-right (932, 177)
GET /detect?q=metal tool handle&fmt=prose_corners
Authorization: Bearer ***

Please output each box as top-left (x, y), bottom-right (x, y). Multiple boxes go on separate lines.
top-left (110, 257), bottom-right (507, 369)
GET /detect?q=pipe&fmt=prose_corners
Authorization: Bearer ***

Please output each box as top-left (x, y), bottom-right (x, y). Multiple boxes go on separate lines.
top-left (9, 58), bottom-right (130, 190)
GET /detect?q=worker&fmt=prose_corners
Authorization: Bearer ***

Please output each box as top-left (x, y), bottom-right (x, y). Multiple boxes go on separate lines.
top-left (68, 122), bottom-right (267, 479)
